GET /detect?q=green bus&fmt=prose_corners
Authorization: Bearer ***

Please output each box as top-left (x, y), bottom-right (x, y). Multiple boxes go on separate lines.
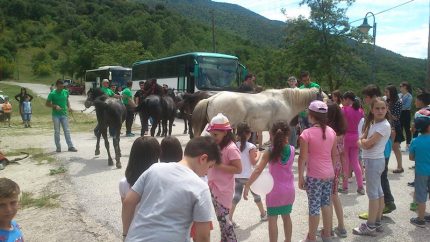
top-left (132, 52), bottom-right (247, 93)
top-left (85, 66), bottom-right (131, 92)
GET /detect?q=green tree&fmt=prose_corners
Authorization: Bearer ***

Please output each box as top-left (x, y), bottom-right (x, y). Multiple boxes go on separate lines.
top-left (284, 0), bottom-right (358, 91)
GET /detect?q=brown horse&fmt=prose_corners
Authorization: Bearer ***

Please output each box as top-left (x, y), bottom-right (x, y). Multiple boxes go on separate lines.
top-left (181, 91), bottom-right (212, 138)
top-left (192, 88), bottom-right (325, 137)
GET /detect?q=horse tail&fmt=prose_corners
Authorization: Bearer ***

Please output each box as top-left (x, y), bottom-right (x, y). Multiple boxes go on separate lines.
top-left (192, 98), bottom-right (210, 137)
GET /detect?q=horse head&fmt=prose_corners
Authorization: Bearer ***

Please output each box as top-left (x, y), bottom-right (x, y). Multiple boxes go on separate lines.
top-left (84, 88), bottom-right (105, 108)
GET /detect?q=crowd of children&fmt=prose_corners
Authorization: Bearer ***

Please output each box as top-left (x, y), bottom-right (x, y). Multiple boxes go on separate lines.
top-left (2, 82), bottom-right (429, 242)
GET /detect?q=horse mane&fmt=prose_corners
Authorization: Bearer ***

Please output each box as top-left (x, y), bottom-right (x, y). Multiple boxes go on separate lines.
top-left (261, 88), bottom-right (318, 110)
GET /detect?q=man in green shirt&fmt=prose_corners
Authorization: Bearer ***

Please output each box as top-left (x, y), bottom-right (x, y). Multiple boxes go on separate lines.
top-left (46, 79), bottom-right (77, 152)
top-left (101, 79), bottom-right (116, 97)
top-left (122, 81), bottom-right (135, 137)
top-left (298, 71), bottom-right (320, 130)
top-left (299, 71), bottom-right (320, 89)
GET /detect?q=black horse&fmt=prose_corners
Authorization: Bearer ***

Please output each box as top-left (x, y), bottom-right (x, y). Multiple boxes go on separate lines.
top-left (160, 94), bottom-right (176, 136)
top-left (181, 91), bottom-right (211, 138)
top-left (84, 88), bottom-right (126, 168)
top-left (137, 93), bottom-right (176, 137)
top-left (172, 92), bottom-right (190, 135)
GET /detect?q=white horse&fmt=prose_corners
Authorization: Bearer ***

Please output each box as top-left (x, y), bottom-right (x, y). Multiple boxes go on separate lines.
top-left (192, 87), bottom-right (325, 137)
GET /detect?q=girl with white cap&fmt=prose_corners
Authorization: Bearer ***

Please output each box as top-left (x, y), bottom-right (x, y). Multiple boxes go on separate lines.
top-left (207, 113), bottom-right (242, 242)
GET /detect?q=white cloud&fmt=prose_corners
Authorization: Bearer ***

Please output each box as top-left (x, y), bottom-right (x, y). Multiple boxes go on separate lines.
top-left (377, 26), bottom-right (428, 58)
top-left (214, 0), bottom-right (428, 58)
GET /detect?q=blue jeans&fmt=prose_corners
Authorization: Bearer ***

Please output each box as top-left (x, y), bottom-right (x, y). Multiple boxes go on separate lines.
top-left (53, 115), bottom-right (74, 149)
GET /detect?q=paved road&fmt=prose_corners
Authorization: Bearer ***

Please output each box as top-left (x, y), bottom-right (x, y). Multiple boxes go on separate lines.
top-left (6, 81), bottom-right (429, 241)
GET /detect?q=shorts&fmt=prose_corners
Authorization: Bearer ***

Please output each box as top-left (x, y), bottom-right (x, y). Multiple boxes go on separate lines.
top-left (394, 126), bottom-right (405, 143)
top-left (267, 204), bottom-right (292, 216)
top-left (364, 158), bottom-right (385, 200)
top-left (233, 178), bottom-right (261, 203)
top-left (306, 176), bottom-right (333, 216)
top-left (414, 175), bottom-right (430, 203)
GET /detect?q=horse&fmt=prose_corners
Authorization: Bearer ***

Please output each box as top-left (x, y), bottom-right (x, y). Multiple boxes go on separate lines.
top-left (192, 87), bottom-right (325, 137)
top-left (136, 95), bottom-right (162, 137)
top-left (160, 95), bottom-right (176, 136)
top-left (181, 91), bottom-right (212, 138)
top-left (84, 88), bottom-right (126, 168)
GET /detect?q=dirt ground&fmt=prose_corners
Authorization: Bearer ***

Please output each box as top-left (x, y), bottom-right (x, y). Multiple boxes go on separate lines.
top-left (0, 133), bottom-right (119, 241)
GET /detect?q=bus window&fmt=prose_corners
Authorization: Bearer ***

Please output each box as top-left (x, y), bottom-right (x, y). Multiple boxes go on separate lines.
top-left (197, 57), bottom-right (238, 90)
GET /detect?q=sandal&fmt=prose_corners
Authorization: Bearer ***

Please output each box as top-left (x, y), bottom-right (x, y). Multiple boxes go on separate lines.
top-left (392, 168), bottom-right (404, 173)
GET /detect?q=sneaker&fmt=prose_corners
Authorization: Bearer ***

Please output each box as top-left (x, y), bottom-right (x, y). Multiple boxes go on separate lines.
top-left (424, 215), bottom-right (430, 222)
top-left (68, 147), bottom-right (78, 152)
top-left (383, 202), bottom-right (396, 214)
top-left (338, 188), bottom-right (348, 194)
top-left (410, 217), bottom-right (426, 228)
top-left (126, 133), bottom-right (135, 137)
top-left (410, 202), bottom-right (417, 212)
top-left (334, 227), bottom-right (347, 238)
top-left (352, 223), bottom-right (376, 236)
top-left (56, 148), bottom-right (61, 153)
top-left (357, 188), bottom-right (365, 195)
top-left (407, 181), bottom-right (415, 187)
top-left (375, 222), bottom-right (384, 232)
top-left (260, 211), bottom-right (268, 222)
top-left (359, 212), bottom-right (368, 220)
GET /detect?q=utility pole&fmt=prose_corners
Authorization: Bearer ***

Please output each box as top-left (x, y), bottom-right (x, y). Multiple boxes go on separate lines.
top-left (427, 0), bottom-right (430, 90)
top-left (210, 10), bottom-right (216, 52)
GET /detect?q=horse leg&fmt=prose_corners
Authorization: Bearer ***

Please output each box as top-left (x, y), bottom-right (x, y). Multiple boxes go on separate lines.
top-left (183, 116), bottom-right (188, 134)
top-left (162, 119), bottom-right (168, 137)
top-left (114, 134), bottom-right (121, 169)
top-left (101, 129), bottom-right (113, 166)
top-left (151, 119), bottom-right (157, 137)
top-left (156, 121), bottom-right (162, 137)
top-left (188, 117), bottom-right (194, 139)
top-left (95, 128), bottom-right (101, 156)
top-left (169, 118), bottom-right (174, 136)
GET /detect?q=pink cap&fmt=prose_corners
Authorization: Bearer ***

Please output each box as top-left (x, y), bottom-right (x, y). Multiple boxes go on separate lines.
top-left (207, 113), bottom-right (232, 132)
top-left (308, 100), bottom-right (328, 113)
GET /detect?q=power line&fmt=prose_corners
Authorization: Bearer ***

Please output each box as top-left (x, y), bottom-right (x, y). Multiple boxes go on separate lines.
top-left (349, 0), bottom-right (416, 24)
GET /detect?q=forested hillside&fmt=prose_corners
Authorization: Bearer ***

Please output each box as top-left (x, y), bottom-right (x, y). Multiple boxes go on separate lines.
top-left (0, 0), bottom-right (427, 91)
top-left (140, 0), bottom-right (286, 47)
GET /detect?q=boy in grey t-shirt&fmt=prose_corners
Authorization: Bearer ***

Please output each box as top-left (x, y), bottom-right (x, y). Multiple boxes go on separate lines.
top-left (122, 136), bottom-right (221, 242)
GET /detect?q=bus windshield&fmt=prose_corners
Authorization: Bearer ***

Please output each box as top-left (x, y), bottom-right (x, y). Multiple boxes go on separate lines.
top-left (196, 57), bottom-right (238, 90)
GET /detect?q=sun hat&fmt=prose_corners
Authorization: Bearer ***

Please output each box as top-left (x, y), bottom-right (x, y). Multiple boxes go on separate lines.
top-left (308, 100), bottom-right (328, 113)
top-left (102, 79), bottom-right (109, 83)
top-left (207, 113), bottom-right (232, 132)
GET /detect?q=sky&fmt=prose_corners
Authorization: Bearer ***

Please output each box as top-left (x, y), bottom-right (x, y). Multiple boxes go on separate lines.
top-left (214, 0), bottom-right (428, 59)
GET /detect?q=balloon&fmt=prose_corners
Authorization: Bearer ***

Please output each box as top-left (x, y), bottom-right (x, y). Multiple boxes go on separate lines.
top-left (250, 169), bottom-right (274, 197)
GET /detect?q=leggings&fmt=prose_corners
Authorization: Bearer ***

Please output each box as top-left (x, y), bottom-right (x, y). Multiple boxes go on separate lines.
top-left (400, 110), bottom-right (411, 144)
top-left (212, 194), bottom-right (237, 242)
top-left (343, 138), bottom-right (363, 190)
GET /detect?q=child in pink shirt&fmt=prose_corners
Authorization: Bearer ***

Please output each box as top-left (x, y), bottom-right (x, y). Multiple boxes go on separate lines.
top-left (207, 113), bottom-right (242, 241)
top-left (341, 91), bottom-right (365, 194)
top-left (298, 101), bottom-right (337, 242)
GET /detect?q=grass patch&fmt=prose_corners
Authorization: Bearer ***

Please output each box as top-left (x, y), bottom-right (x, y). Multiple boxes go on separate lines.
top-left (20, 191), bottom-right (60, 208)
top-left (0, 83), bottom-right (96, 136)
top-left (49, 166), bottom-right (67, 175)
top-left (5, 148), bottom-right (55, 164)
top-left (10, 46), bottom-right (64, 85)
